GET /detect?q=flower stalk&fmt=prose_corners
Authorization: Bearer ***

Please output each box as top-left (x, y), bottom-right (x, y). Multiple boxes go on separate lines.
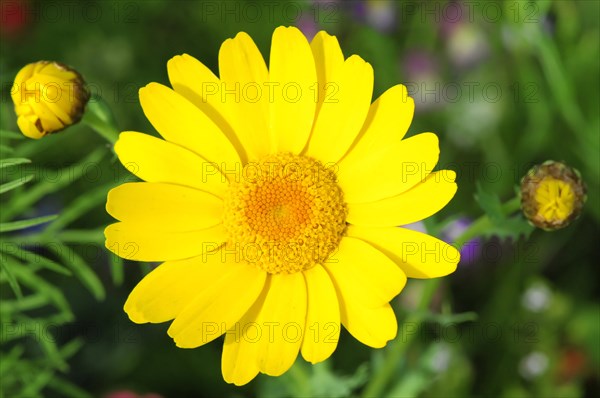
top-left (81, 95), bottom-right (120, 145)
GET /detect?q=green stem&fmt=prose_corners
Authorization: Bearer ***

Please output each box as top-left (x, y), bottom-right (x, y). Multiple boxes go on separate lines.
top-left (81, 95), bottom-right (120, 144)
top-left (360, 195), bottom-right (522, 398)
top-left (454, 196), bottom-right (522, 248)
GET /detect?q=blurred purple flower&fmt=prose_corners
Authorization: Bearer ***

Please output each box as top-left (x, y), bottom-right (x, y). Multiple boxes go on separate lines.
top-left (401, 221), bottom-right (427, 234)
top-left (296, 14), bottom-right (319, 41)
top-left (439, 2), bottom-right (489, 69)
top-left (353, 0), bottom-right (397, 32)
top-left (401, 49), bottom-right (443, 113)
top-left (442, 217), bottom-right (481, 265)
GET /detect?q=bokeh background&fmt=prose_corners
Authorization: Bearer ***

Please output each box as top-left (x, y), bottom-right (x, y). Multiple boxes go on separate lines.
top-left (1, 0), bottom-right (598, 397)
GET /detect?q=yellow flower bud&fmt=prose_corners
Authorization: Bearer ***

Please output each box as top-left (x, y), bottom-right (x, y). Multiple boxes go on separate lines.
top-left (520, 161), bottom-right (586, 230)
top-left (11, 61), bottom-right (90, 139)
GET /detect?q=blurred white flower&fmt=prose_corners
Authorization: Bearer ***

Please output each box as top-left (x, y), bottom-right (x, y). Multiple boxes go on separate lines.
top-left (521, 283), bottom-right (552, 313)
top-left (519, 351), bottom-right (549, 380)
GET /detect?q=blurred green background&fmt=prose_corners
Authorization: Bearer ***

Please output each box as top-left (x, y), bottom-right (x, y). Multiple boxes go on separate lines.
top-left (1, 0), bottom-right (598, 397)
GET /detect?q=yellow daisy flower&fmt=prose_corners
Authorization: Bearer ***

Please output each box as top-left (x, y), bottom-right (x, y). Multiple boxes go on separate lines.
top-left (105, 26), bottom-right (459, 385)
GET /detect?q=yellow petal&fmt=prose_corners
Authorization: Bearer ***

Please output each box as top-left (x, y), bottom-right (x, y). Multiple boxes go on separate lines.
top-left (323, 239), bottom-right (400, 348)
top-left (139, 83), bottom-right (241, 175)
top-left (219, 32), bottom-right (270, 160)
top-left (305, 55), bottom-right (374, 163)
top-left (167, 257), bottom-right (266, 348)
top-left (341, 302), bottom-right (397, 349)
top-left (342, 84), bottom-right (414, 160)
top-left (106, 182), bottom-right (223, 232)
top-left (28, 100), bottom-right (64, 132)
top-left (167, 54), bottom-right (246, 161)
top-left (301, 265), bottom-right (340, 364)
top-left (324, 237), bottom-right (406, 308)
top-left (338, 133), bottom-right (439, 203)
top-left (256, 273), bottom-right (307, 376)
top-left (114, 132), bottom-right (228, 198)
top-left (17, 116), bottom-right (43, 139)
top-left (310, 31), bottom-right (344, 117)
top-left (11, 63), bottom-right (36, 103)
top-left (347, 225), bottom-right (460, 278)
top-left (347, 170), bottom-right (458, 227)
top-left (269, 26), bottom-right (317, 154)
top-left (124, 255), bottom-right (223, 324)
top-left (28, 73), bottom-right (74, 124)
top-left (221, 281), bottom-right (268, 386)
top-left (104, 222), bottom-right (226, 262)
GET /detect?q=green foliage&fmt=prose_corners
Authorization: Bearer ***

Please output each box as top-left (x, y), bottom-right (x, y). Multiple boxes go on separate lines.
top-left (258, 360), bottom-right (369, 398)
top-left (474, 183), bottom-right (534, 240)
top-left (0, 137), bottom-right (108, 397)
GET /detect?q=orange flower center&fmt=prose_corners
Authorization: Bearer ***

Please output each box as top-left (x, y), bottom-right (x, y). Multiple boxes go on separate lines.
top-left (223, 153), bottom-right (347, 274)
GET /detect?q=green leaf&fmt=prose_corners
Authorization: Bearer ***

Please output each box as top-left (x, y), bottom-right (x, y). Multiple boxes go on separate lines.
top-left (487, 216), bottom-right (535, 240)
top-left (0, 242), bottom-right (72, 275)
top-left (110, 252), bottom-right (124, 286)
top-left (4, 264), bottom-right (73, 324)
top-left (259, 360), bottom-right (369, 398)
top-left (0, 214), bottom-right (58, 233)
top-left (56, 229), bottom-right (104, 244)
top-left (48, 243), bottom-right (105, 301)
top-left (0, 345), bottom-right (24, 377)
top-left (0, 294), bottom-right (48, 315)
top-left (0, 157), bottom-right (30, 169)
top-left (19, 365), bottom-right (54, 397)
top-left (1, 148), bottom-right (105, 221)
top-left (42, 183), bottom-right (115, 236)
top-left (38, 329), bottom-right (69, 372)
top-left (474, 186), bottom-right (533, 241)
top-left (0, 129), bottom-right (25, 140)
top-left (474, 183), bottom-right (504, 221)
top-left (0, 174), bottom-right (34, 194)
top-left (0, 259), bottom-right (22, 298)
top-left (0, 144), bottom-right (15, 154)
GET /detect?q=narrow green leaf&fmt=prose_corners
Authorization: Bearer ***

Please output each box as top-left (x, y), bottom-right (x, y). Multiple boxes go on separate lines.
top-left (109, 252), bottom-right (124, 286)
top-left (0, 293), bottom-right (48, 315)
top-left (6, 264), bottom-right (73, 323)
top-left (59, 337), bottom-right (85, 359)
top-left (0, 129), bottom-right (25, 139)
top-left (48, 243), bottom-right (105, 301)
top-left (42, 183), bottom-right (114, 236)
top-left (0, 345), bottom-right (24, 377)
top-left (56, 229), bottom-right (105, 243)
top-left (0, 144), bottom-right (14, 153)
top-left (0, 174), bottom-right (34, 194)
top-left (19, 366), bottom-right (54, 397)
top-left (0, 214), bottom-right (58, 233)
top-left (0, 259), bottom-right (22, 298)
top-left (0, 157), bottom-right (30, 169)
top-left (38, 329), bottom-right (69, 371)
top-left (474, 183), bottom-right (504, 221)
top-left (1, 148), bottom-right (105, 221)
top-left (0, 242), bottom-right (72, 275)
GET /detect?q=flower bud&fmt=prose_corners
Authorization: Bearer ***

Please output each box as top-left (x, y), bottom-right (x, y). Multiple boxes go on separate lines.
top-left (520, 161), bottom-right (586, 230)
top-left (11, 61), bottom-right (90, 139)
